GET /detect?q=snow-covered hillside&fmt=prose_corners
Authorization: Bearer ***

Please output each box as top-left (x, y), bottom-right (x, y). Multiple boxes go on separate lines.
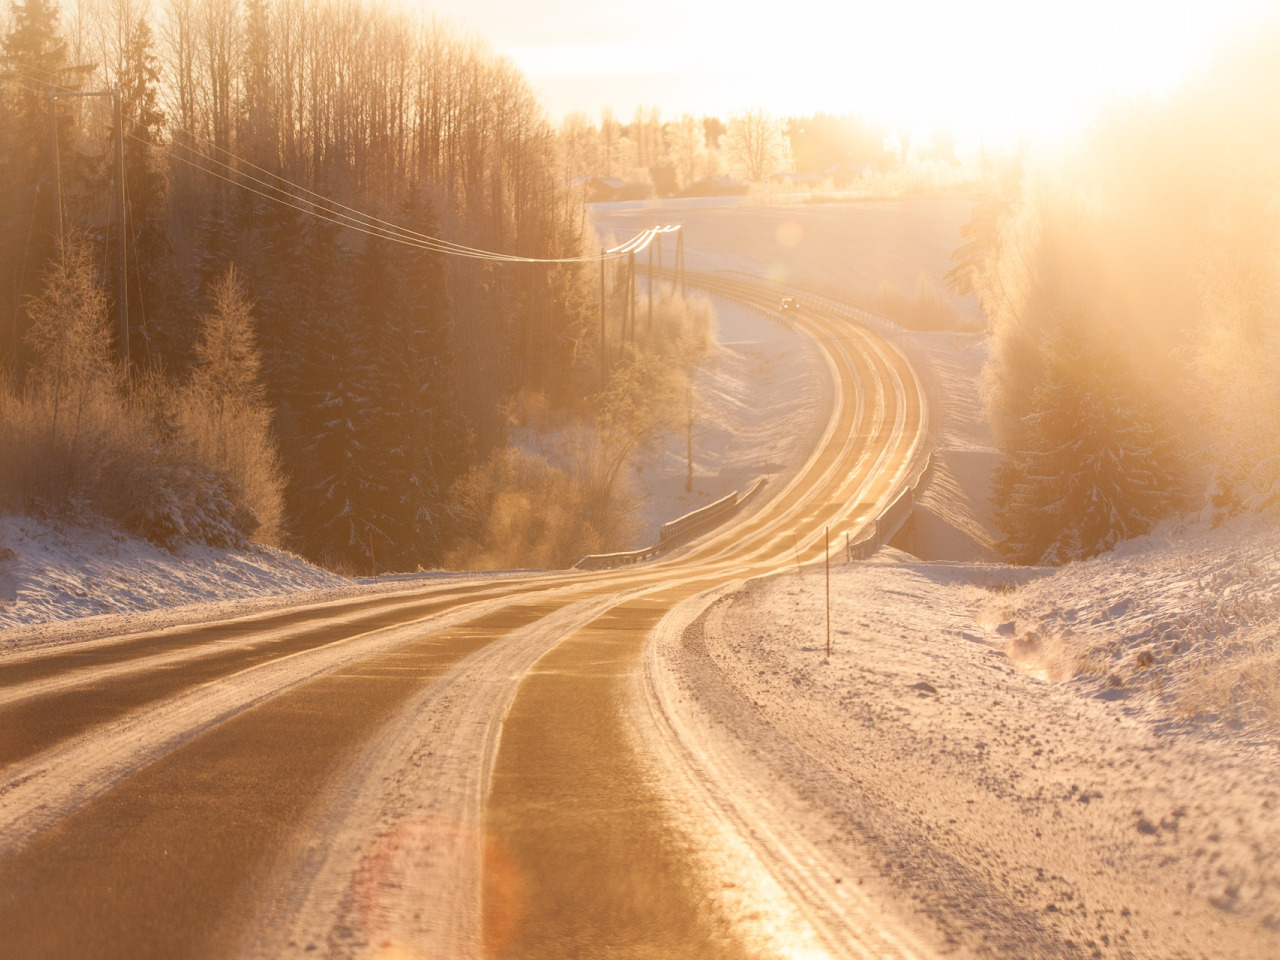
top-left (0, 514), bottom-right (352, 644)
top-left (657, 517), bottom-right (1280, 960)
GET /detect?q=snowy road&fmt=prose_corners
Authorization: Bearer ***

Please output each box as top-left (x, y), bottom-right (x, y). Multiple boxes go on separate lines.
top-left (0, 278), bottom-right (928, 959)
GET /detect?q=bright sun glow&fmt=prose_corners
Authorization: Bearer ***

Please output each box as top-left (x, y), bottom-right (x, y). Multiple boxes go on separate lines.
top-left (413, 0), bottom-right (1276, 145)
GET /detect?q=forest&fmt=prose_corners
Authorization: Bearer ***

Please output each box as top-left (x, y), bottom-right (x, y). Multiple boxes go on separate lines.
top-left (953, 26), bottom-right (1280, 564)
top-left (0, 0), bottom-right (611, 571)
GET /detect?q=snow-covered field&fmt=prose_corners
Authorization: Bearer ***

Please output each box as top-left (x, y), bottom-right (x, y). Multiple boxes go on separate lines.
top-left (592, 195), bottom-right (978, 318)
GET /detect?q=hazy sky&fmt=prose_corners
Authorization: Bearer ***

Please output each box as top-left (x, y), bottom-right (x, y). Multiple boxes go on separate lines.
top-left (414, 0), bottom-right (1275, 144)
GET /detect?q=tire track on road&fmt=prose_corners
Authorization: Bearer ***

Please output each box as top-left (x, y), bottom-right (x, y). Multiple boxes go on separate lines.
top-left (0, 598), bottom-right (567, 960)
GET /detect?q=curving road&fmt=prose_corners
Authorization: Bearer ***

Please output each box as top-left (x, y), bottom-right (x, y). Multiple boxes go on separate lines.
top-left (0, 274), bottom-right (928, 959)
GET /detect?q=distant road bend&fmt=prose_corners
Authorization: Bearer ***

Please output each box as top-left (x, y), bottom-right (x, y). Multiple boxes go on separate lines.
top-left (0, 274), bottom-right (929, 959)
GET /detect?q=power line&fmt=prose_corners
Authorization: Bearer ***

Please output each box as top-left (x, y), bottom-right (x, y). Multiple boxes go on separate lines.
top-left (7, 67), bottom-right (681, 263)
top-left (159, 134), bottom-right (678, 262)
top-left (166, 127), bottom-right (541, 261)
top-left (162, 142), bottom-right (674, 263)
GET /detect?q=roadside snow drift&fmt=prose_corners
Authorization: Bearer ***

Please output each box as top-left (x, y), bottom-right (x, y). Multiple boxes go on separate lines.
top-left (0, 514), bottom-right (347, 638)
top-left (662, 518), bottom-right (1280, 960)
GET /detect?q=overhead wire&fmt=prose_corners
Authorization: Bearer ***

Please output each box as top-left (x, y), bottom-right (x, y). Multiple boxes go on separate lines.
top-left (158, 132), bottom-right (677, 261)
top-left (156, 125), bottom-right (687, 258)
top-left (6, 65), bottom-right (682, 263)
top-left (164, 126), bottom-right (555, 261)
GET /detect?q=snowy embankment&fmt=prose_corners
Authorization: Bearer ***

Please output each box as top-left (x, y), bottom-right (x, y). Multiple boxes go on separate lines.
top-left (659, 524), bottom-right (1280, 960)
top-left (0, 514), bottom-right (355, 645)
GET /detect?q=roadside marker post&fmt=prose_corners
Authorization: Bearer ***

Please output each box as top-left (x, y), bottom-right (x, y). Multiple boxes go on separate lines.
top-left (825, 526), bottom-right (831, 659)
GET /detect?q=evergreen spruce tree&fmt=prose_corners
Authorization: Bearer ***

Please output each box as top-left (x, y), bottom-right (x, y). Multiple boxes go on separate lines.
top-left (116, 14), bottom-right (175, 372)
top-left (1, 0), bottom-right (81, 377)
top-left (380, 196), bottom-right (469, 568)
top-left (290, 214), bottom-right (381, 569)
top-left (994, 318), bottom-right (1184, 564)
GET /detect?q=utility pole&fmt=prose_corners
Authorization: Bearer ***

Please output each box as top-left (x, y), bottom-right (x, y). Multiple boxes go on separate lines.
top-left (647, 239), bottom-right (654, 337)
top-left (598, 252), bottom-right (607, 390)
top-left (112, 87), bottom-right (128, 373)
top-left (46, 90), bottom-right (63, 259)
top-left (656, 234), bottom-right (663, 300)
top-left (676, 229), bottom-right (686, 299)
top-left (825, 525), bottom-right (831, 658)
top-left (685, 382), bottom-right (693, 493)
top-left (627, 251), bottom-right (636, 345)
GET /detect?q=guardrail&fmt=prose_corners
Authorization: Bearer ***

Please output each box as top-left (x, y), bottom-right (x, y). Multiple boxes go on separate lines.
top-left (659, 491), bottom-right (738, 549)
top-left (573, 544), bottom-right (662, 572)
top-left (574, 476), bottom-right (769, 571)
top-left (845, 451), bottom-right (935, 562)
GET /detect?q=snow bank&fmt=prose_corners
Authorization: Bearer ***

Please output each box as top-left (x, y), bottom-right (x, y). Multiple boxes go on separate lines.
top-left (671, 522), bottom-right (1280, 959)
top-left (0, 513), bottom-right (348, 639)
top-left (980, 514), bottom-right (1280, 732)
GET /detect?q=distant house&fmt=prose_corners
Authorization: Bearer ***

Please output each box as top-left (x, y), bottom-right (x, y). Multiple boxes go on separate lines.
top-left (581, 176), bottom-right (653, 203)
top-left (679, 177), bottom-right (749, 198)
top-left (823, 161), bottom-right (881, 185)
top-left (769, 171), bottom-right (825, 186)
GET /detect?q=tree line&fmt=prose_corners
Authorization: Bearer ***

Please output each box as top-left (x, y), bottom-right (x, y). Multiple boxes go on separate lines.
top-left (1, 0), bottom-right (599, 571)
top-left (556, 106), bottom-right (962, 193)
top-left (953, 27), bottom-right (1280, 564)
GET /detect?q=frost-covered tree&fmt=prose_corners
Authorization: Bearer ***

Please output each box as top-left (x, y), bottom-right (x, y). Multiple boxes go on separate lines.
top-left (722, 107), bottom-right (792, 182)
top-left (376, 198), bottom-right (469, 567)
top-left (185, 265), bottom-right (284, 542)
top-left (983, 188), bottom-right (1186, 563)
top-left (993, 317), bottom-right (1183, 564)
top-left (191, 265), bottom-right (262, 410)
top-left (25, 238), bottom-right (119, 447)
top-left (290, 217), bottom-right (381, 568)
top-left (667, 113), bottom-right (710, 191)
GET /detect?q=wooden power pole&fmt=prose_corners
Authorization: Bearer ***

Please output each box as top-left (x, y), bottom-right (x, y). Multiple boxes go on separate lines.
top-left (112, 88), bottom-right (127, 373)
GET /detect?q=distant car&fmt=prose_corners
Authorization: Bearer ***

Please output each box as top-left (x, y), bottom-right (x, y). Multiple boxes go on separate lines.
top-left (780, 297), bottom-right (800, 313)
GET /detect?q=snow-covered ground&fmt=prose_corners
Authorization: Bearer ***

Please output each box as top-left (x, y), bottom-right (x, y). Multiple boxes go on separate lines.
top-left (0, 514), bottom-right (349, 633)
top-left (0, 514), bottom-right (356, 642)
top-left (0, 513), bottom-right (510, 652)
top-left (658, 521), bottom-right (1280, 960)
